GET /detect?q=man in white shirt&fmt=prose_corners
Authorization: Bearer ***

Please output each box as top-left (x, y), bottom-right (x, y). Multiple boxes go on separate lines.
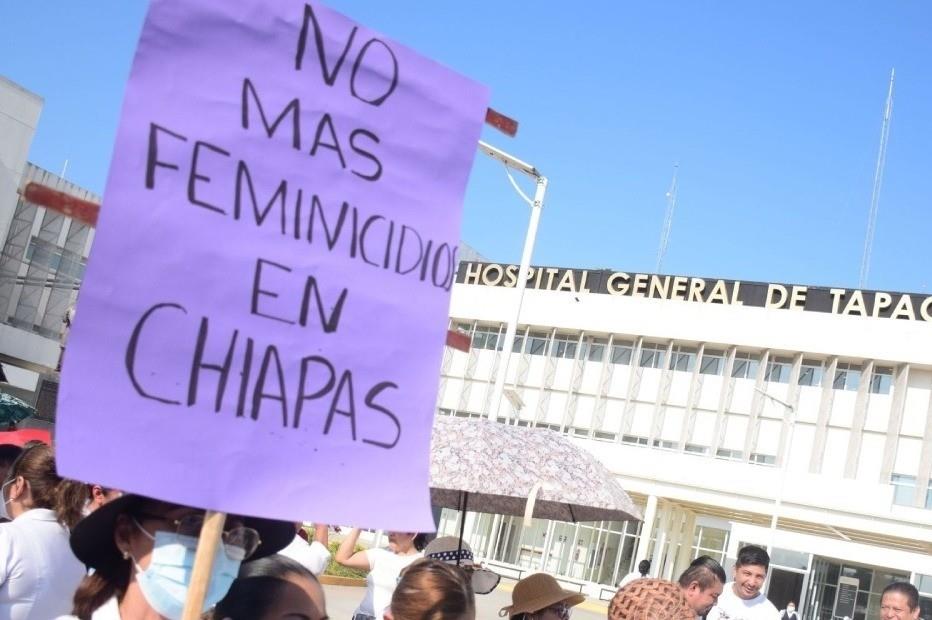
top-left (707, 545), bottom-right (780, 620)
top-left (279, 523), bottom-right (332, 575)
top-left (618, 559), bottom-right (651, 589)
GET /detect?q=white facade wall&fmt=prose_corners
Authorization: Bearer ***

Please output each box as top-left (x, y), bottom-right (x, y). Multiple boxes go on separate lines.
top-left (440, 268), bottom-right (932, 610)
top-left (0, 76), bottom-right (42, 244)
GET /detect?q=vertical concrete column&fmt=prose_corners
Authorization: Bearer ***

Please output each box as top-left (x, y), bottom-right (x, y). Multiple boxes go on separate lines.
top-left (674, 511), bottom-right (698, 577)
top-left (462, 511), bottom-right (478, 547)
top-left (662, 508), bottom-right (683, 579)
top-left (633, 495), bottom-right (658, 566)
top-left (540, 520), bottom-right (556, 570)
top-left (650, 502), bottom-right (673, 576)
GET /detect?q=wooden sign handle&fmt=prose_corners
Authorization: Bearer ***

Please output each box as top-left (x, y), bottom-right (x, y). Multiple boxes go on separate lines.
top-left (181, 510), bottom-right (227, 620)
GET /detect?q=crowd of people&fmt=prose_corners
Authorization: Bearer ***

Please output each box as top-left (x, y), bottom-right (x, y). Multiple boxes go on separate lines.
top-left (0, 439), bottom-right (924, 620)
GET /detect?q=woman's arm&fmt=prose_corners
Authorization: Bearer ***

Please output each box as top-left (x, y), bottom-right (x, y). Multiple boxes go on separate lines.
top-left (334, 527), bottom-right (370, 570)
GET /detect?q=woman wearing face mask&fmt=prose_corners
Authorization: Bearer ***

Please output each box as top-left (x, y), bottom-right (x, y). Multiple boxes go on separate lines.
top-left (58, 493), bottom-right (293, 620)
top-left (779, 601), bottom-right (799, 620)
top-left (0, 442), bottom-right (87, 619)
top-left (336, 528), bottom-right (427, 620)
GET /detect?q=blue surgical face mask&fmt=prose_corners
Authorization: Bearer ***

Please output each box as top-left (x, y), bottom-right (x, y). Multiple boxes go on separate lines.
top-left (130, 521), bottom-right (244, 620)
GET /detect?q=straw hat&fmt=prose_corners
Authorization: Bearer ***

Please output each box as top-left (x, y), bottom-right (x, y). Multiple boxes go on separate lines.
top-left (608, 579), bottom-right (694, 620)
top-left (500, 573), bottom-right (586, 617)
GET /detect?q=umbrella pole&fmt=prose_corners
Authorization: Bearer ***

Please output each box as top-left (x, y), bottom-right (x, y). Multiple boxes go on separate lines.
top-left (457, 492), bottom-right (469, 566)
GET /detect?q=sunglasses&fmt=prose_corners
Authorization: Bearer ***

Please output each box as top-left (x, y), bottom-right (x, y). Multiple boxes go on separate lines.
top-left (133, 512), bottom-right (261, 560)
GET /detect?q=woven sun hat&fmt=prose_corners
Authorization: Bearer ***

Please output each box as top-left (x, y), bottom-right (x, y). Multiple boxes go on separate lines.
top-left (608, 578), bottom-right (694, 620)
top-left (500, 573), bottom-right (586, 618)
top-left (423, 536), bottom-right (501, 594)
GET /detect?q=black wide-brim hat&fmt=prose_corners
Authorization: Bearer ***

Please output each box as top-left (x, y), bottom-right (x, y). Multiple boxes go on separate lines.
top-left (70, 494), bottom-right (294, 574)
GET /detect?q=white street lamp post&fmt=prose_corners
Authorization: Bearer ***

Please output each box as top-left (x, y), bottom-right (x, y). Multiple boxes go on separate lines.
top-left (475, 141), bottom-right (548, 422)
top-left (753, 386), bottom-right (797, 555)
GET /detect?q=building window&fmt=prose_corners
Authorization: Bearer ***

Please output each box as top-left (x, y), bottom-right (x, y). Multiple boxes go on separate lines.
top-left (692, 526), bottom-right (729, 563)
top-left (891, 474), bottom-right (914, 505)
top-left (471, 325), bottom-right (502, 351)
top-left (593, 430), bottom-right (617, 441)
top-left (917, 574), bottom-right (932, 596)
top-left (715, 448), bottom-right (744, 461)
top-left (750, 453), bottom-right (777, 466)
top-left (765, 357), bottom-right (792, 384)
top-left (651, 438), bottom-right (677, 450)
top-left (639, 343), bottom-right (666, 369)
top-left (441, 408), bottom-right (487, 420)
top-left (699, 350), bottom-right (725, 376)
top-left (870, 367), bottom-right (893, 395)
top-left (891, 474), bottom-right (932, 508)
top-left (25, 236), bottom-right (87, 281)
top-left (621, 434), bottom-right (648, 446)
top-left (583, 338), bottom-right (606, 362)
top-left (670, 346), bottom-right (697, 372)
top-left (525, 332), bottom-right (549, 356)
top-left (798, 359), bottom-right (823, 387)
top-left (611, 341), bottom-right (634, 365)
top-left (685, 443), bottom-right (709, 455)
top-left (731, 352), bottom-right (760, 380)
top-left (512, 334), bottom-right (524, 352)
top-left (833, 362), bottom-right (861, 391)
top-left (551, 334), bottom-right (578, 359)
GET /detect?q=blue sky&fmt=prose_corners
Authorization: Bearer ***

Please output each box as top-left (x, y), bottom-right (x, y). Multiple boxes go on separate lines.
top-left (2, 2), bottom-right (931, 292)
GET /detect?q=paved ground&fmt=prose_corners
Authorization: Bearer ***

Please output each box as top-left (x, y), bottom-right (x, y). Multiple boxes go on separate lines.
top-left (322, 577), bottom-right (609, 619)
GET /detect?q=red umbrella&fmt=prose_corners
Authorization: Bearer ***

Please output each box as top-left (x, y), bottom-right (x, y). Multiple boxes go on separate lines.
top-left (0, 429), bottom-right (51, 447)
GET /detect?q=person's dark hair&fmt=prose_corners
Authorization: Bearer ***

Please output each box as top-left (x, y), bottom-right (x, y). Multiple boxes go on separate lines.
top-left (0, 444), bottom-right (22, 467)
top-left (735, 545), bottom-right (770, 571)
top-left (71, 571), bottom-right (132, 620)
top-left (413, 533), bottom-right (430, 552)
top-left (212, 555), bottom-right (321, 620)
top-left (678, 556), bottom-right (726, 589)
top-left (882, 582), bottom-right (919, 611)
top-left (5, 442), bottom-right (85, 528)
top-left (638, 559), bottom-right (651, 575)
top-left (391, 559), bottom-right (474, 620)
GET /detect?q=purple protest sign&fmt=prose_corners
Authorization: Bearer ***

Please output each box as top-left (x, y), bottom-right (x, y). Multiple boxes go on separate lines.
top-left (56, 0), bottom-right (488, 530)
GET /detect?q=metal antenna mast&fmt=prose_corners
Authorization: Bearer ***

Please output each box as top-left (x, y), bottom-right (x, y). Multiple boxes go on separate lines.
top-left (656, 163), bottom-right (679, 272)
top-left (859, 68), bottom-right (895, 288)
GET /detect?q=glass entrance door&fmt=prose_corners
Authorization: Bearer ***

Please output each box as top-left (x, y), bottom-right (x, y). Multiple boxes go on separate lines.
top-left (768, 568), bottom-right (805, 615)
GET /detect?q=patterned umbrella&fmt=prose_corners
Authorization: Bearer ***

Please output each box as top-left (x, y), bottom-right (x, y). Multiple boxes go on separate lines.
top-left (0, 393), bottom-right (35, 427)
top-left (430, 416), bottom-right (641, 523)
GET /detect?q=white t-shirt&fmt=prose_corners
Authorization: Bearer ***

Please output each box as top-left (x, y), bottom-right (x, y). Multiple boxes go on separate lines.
top-left (279, 535), bottom-right (332, 576)
top-left (707, 582), bottom-right (780, 620)
top-left (353, 548), bottom-right (422, 618)
top-left (0, 509), bottom-right (86, 620)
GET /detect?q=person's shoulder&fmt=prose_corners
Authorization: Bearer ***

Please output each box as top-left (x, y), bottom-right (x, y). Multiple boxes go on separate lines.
top-left (755, 594), bottom-right (778, 609)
